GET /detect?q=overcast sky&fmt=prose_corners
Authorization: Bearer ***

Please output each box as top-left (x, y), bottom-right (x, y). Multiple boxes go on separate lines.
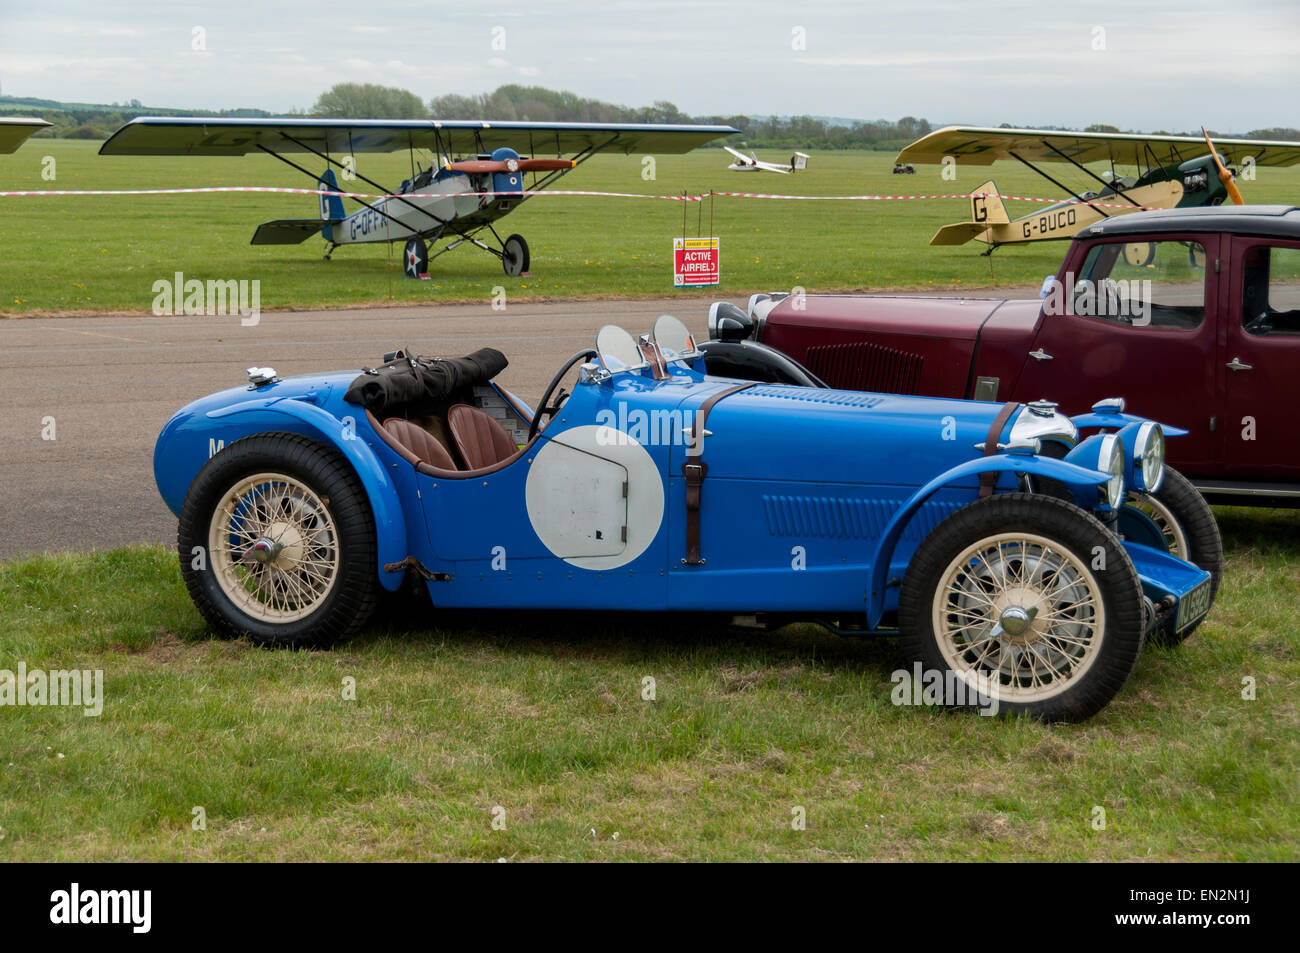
top-left (1, 0), bottom-right (1296, 132)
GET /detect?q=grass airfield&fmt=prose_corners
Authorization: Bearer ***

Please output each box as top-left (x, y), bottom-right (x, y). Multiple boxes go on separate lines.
top-left (7, 140), bottom-right (1297, 315)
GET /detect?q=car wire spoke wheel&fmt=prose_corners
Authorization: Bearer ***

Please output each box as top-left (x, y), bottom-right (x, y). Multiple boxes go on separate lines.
top-left (178, 432), bottom-right (379, 647)
top-left (936, 532), bottom-right (1103, 703)
top-left (1124, 491), bottom-right (1188, 559)
top-left (208, 472), bottom-right (341, 623)
top-left (899, 494), bottom-right (1145, 722)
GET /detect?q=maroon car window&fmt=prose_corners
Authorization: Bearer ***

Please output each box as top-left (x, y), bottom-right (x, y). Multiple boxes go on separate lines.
top-left (1073, 240), bottom-right (1207, 330)
top-left (1243, 245), bottom-right (1300, 336)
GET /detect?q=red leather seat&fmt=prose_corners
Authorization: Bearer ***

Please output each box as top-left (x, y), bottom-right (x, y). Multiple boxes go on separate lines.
top-left (446, 403), bottom-right (519, 470)
top-left (381, 417), bottom-right (457, 471)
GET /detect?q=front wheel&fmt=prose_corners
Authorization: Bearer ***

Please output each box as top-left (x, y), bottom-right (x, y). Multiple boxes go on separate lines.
top-left (178, 433), bottom-right (379, 648)
top-left (502, 234), bottom-right (530, 276)
top-left (403, 238), bottom-right (428, 278)
top-left (899, 494), bottom-right (1145, 722)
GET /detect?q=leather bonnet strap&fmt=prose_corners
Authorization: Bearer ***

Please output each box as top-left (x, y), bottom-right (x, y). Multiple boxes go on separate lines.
top-left (682, 381), bottom-right (756, 565)
top-left (978, 401), bottom-right (1021, 498)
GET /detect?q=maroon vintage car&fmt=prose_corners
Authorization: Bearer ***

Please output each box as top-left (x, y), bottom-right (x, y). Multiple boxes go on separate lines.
top-left (704, 205), bottom-right (1300, 508)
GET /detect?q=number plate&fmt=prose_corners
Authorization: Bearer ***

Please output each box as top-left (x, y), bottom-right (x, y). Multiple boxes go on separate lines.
top-left (1176, 577), bottom-right (1213, 633)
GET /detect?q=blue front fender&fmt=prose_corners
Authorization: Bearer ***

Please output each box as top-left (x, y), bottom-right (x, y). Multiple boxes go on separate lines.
top-left (1070, 410), bottom-right (1188, 438)
top-left (865, 454), bottom-right (1111, 628)
top-left (207, 397), bottom-right (408, 591)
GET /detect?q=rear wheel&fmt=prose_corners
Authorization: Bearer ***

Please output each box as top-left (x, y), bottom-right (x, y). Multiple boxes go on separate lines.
top-left (1128, 467), bottom-right (1222, 645)
top-left (899, 494), bottom-right (1145, 722)
top-left (178, 433), bottom-right (379, 647)
top-left (502, 234), bottom-right (530, 276)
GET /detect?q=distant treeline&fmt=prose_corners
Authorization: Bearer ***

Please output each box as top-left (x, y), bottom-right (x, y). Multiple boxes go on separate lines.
top-left (0, 95), bottom-right (271, 140)
top-left (3, 85), bottom-right (1296, 148)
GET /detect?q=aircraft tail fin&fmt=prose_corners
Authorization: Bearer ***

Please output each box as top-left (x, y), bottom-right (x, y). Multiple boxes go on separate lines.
top-left (969, 180), bottom-right (1008, 225)
top-left (318, 168), bottom-right (346, 221)
top-left (928, 180), bottom-right (1006, 246)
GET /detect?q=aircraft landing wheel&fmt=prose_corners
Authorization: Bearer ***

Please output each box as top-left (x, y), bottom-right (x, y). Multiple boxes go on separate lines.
top-left (403, 238), bottom-right (428, 278)
top-left (502, 234), bottom-right (530, 277)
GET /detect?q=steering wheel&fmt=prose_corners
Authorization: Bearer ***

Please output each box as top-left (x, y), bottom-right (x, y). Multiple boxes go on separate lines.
top-left (529, 348), bottom-right (598, 441)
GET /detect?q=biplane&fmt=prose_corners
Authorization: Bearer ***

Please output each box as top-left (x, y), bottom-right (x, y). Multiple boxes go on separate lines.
top-left (0, 117), bottom-right (52, 154)
top-left (724, 145), bottom-right (809, 174)
top-left (99, 117), bottom-right (738, 276)
top-left (895, 125), bottom-right (1300, 253)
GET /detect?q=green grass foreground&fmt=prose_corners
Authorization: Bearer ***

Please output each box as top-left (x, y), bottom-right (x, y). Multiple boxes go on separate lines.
top-left (4, 141), bottom-right (1299, 315)
top-left (0, 508), bottom-right (1295, 861)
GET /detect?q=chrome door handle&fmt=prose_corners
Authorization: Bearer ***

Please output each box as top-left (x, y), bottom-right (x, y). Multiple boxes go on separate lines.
top-left (1226, 357), bottom-right (1253, 371)
top-left (1029, 348), bottom-right (1053, 361)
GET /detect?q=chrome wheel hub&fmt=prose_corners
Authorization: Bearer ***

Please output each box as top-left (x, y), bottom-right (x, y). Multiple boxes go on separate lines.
top-left (208, 473), bottom-right (340, 624)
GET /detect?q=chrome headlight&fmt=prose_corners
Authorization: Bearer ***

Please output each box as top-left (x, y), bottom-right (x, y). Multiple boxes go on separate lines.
top-left (1065, 432), bottom-right (1125, 511)
top-left (1116, 420), bottom-right (1165, 493)
top-left (1137, 422), bottom-right (1165, 493)
top-left (1101, 433), bottom-right (1125, 508)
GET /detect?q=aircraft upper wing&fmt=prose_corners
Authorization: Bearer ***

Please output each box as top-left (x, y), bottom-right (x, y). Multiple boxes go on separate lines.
top-left (897, 125), bottom-right (1300, 168)
top-left (723, 145), bottom-right (752, 162)
top-left (100, 117), bottom-right (740, 157)
top-left (0, 117), bottom-right (53, 154)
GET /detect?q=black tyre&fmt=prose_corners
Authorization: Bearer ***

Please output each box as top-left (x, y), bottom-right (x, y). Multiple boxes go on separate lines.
top-left (403, 237), bottom-right (428, 278)
top-left (899, 494), bottom-right (1145, 722)
top-left (178, 432), bottom-right (379, 648)
top-left (502, 233), bottom-right (530, 276)
top-left (1125, 466), bottom-right (1222, 645)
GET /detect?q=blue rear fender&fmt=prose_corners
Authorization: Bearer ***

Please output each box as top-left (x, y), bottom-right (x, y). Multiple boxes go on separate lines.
top-left (865, 453), bottom-right (1112, 628)
top-left (165, 395), bottom-right (410, 592)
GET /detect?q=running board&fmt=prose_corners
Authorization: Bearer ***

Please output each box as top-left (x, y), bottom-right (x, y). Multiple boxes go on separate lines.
top-left (1191, 479), bottom-right (1300, 499)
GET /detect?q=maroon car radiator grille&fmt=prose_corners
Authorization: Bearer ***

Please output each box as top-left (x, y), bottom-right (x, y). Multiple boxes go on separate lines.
top-left (802, 342), bottom-right (924, 394)
top-left (762, 495), bottom-right (962, 541)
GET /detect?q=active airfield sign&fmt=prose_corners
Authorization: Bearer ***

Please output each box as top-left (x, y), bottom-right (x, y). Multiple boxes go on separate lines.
top-left (673, 237), bottom-right (720, 287)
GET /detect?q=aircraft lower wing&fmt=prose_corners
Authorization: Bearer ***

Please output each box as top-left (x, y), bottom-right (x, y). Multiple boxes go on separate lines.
top-left (251, 219), bottom-right (328, 245)
top-left (100, 117), bottom-right (739, 157)
top-left (898, 125), bottom-right (1300, 168)
top-left (0, 117), bottom-right (53, 154)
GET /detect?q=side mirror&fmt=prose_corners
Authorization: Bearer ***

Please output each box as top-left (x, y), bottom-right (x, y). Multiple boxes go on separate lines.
top-left (708, 301), bottom-right (754, 342)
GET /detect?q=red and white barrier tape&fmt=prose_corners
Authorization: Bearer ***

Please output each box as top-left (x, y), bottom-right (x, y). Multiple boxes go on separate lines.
top-left (0, 185), bottom-right (1157, 210)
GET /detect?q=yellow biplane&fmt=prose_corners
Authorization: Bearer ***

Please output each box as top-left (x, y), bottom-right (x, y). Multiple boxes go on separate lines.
top-left (896, 125), bottom-right (1300, 253)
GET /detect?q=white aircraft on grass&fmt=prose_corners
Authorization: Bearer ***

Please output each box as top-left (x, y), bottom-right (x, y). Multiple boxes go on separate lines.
top-left (724, 145), bottom-right (809, 174)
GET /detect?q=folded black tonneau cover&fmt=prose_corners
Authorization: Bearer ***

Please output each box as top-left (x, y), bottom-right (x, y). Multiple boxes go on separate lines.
top-left (344, 347), bottom-right (508, 417)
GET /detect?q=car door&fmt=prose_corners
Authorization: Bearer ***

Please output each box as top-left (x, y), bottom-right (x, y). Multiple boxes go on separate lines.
top-left (1011, 234), bottom-right (1225, 473)
top-left (1221, 237), bottom-right (1300, 481)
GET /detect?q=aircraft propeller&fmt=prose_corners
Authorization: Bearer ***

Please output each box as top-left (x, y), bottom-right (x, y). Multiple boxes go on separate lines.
top-left (443, 157), bottom-right (577, 174)
top-left (1201, 127), bottom-right (1245, 205)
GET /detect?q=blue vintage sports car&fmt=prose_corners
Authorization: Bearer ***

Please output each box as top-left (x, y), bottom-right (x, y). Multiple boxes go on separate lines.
top-left (153, 315), bottom-right (1215, 721)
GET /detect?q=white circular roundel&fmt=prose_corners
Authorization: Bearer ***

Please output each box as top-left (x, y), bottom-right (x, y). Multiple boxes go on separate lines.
top-left (524, 424), bottom-right (665, 570)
